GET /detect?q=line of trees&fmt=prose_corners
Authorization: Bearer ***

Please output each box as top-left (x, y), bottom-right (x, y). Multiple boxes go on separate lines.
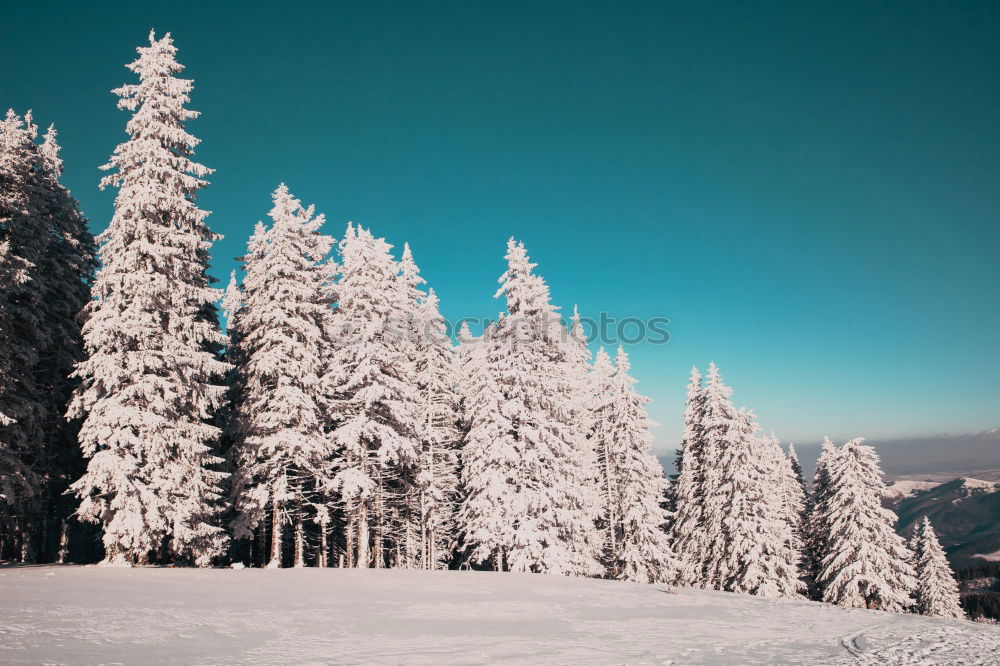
top-left (0, 108), bottom-right (96, 564)
top-left (0, 31), bottom-right (967, 621)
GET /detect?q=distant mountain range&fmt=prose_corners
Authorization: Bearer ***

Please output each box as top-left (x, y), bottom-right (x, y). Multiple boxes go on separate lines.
top-left (885, 477), bottom-right (1000, 568)
top-left (657, 427), bottom-right (1000, 482)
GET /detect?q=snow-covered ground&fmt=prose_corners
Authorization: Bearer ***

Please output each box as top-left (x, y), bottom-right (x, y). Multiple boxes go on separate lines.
top-left (1, 566), bottom-right (997, 665)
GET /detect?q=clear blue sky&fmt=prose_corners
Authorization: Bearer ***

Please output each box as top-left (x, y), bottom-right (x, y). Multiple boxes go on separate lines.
top-left (3, 1), bottom-right (998, 449)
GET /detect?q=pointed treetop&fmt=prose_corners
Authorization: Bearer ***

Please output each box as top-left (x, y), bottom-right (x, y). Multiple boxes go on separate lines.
top-left (399, 241), bottom-right (425, 289)
top-left (788, 442), bottom-right (799, 463)
top-left (706, 361), bottom-right (721, 381)
top-left (615, 345), bottom-right (631, 374)
top-left (128, 29), bottom-right (182, 79)
top-left (0, 110), bottom-right (31, 149)
top-left (569, 304), bottom-right (587, 342)
top-left (39, 124), bottom-right (62, 175)
top-left (702, 361), bottom-right (733, 402)
top-left (494, 237), bottom-right (555, 318)
top-left (593, 346), bottom-right (614, 376)
top-left (222, 270), bottom-right (241, 321)
top-left (457, 320), bottom-right (474, 344)
top-left (23, 110), bottom-right (36, 139)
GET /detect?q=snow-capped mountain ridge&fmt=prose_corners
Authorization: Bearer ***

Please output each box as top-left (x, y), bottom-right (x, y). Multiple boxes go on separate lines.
top-left (885, 477), bottom-right (999, 501)
top-left (890, 477), bottom-right (1000, 569)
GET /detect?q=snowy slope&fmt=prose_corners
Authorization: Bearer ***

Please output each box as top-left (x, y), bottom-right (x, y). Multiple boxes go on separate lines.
top-left (884, 479), bottom-right (939, 500)
top-left (0, 567), bottom-right (997, 665)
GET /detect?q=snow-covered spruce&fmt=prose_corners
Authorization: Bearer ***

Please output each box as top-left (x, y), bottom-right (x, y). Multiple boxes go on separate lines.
top-left (226, 185), bottom-right (336, 568)
top-left (590, 345), bottom-right (679, 583)
top-left (455, 320), bottom-right (514, 570)
top-left (776, 439), bottom-right (807, 569)
top-left (70, 32), bottom-right (229, 566)
top-left (33, 123), bottom-right (96, 564)
top-left (409, 285), bottom-right (461, 569)
top-left (381, 241), bottom-right (460, 569)
top-left (0, 111), bottom-right (93, 563)
top-left (697, 364), bottom-right (803, 597)
top-left (804, 435), bottom-right (838, 594)
top-left (323, 224), bottom-right (421, 568)
top-left (813, 438), bottom-right (917, 611)
top-left (909, 515), bottom-right (965, 619)
top-left (459, 239), bottom-right (602, 576)
top-left (669, 365), bottom-right (706, 585)
top-left (0, 111), bottom-right (47, 557)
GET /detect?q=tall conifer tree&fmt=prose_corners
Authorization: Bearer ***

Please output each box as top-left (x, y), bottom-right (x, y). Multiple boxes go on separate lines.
top-left (325, 224), bottom-right (420, 568)
top-left (411, 287), bottom-right (460, 568)
top-left (227, 185), bottom-right (335, 568)
top-left (814, 439), bottom-right (916, 611)
top-left (0, 111), bottom-right (47, 559)
top-left (670, 366), bottom-right (705, 584)
top-left (460, 239), bottom-right (601, 576)
top-left (594, 346), bottom-right (678, 583)
top-left (70, 32), bottom-right (229, 566)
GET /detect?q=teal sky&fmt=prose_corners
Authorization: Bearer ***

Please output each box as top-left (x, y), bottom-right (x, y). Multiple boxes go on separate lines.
top-left (3, 1), bottom-right (998, 449)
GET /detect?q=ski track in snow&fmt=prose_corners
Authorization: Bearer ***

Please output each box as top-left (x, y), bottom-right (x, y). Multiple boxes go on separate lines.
top-left (0, 567), bottom-right (997, 665)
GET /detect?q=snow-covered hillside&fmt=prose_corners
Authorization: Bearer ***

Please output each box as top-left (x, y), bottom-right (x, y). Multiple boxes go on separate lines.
top-left (884, 479), bottom-right (939, 500)
top-left (1, 567), bottom-right (997, 665)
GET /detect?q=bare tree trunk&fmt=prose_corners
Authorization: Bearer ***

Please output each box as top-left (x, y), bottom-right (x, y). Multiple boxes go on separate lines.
top-left (373, 474), bottom-right (384, 569)
top-left (19, 517), bottom-right (36, 564)
top-left (56, 519), bottom-right (69, 564)
top-left (256, 522), bottom-right (267, 568)
top-left (603, 439), bottom-right (619, 576)
top-left (357, 500), bottom-right (370, 568)
top-left (318, 524), bottom-right (328, 568)
top-left (268, 501), bottom-right (283, 568)
top-left (346, 511), bottom-right (356, 568)
top-left (293, 510), bottom-right (305, 568)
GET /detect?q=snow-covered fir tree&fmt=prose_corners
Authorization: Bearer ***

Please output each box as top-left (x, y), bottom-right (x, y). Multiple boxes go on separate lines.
top-left (70, 32), bottom-right (229, 566)
top-left (33, 124), bottom-right (96, 564)
top-left (456, 319), bottom-right (515, 569)
top-left (670, 365), bottom-right (706, 585)
top-left (0, 111), bottom-right (94, 563)
top-left (388, 242), bottom-right (461, 568)
top-left (909, 515), bottom-right (965, 619)
top-left (590, 348), bottom-right (618, 567)
top-left (591, 346), bottom-right (678, 583)
top-left (805, 437), bottom-right (839, 595)
top-left (776, 439), bottom-right (807, 568)
top-left (814, 438), bottom-right (916, 611)
top-left (0, 110), bottom-right (45, 558)
top-left (459, 239), bottom-right (602, 576)
top-left (226, 185), bottom-right (335, 568)
top-left (410, 287), bottom-right (461, 568)
top-left (697, 364), bottom-right (803, 597)
top-left (324, 223), bottom-right (421, 568)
